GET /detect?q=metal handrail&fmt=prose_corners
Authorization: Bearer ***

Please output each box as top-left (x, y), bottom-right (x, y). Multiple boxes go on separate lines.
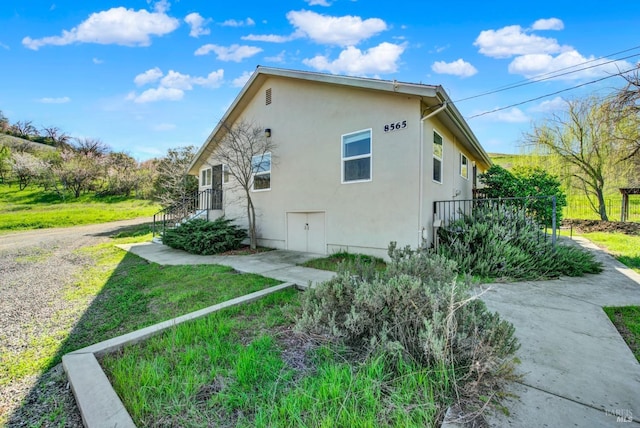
top-left (152, 188), bottom-right (222, 236)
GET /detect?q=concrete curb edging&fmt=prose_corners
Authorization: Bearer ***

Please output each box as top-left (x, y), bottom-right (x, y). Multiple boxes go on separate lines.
top-left (62, 282), bottom-right (296, 428)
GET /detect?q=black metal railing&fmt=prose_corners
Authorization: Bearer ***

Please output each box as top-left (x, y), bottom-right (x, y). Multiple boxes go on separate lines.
top-left (153, 188), bottom-right (222, 236)
top-left (433, 195), bottom-right (558, 247)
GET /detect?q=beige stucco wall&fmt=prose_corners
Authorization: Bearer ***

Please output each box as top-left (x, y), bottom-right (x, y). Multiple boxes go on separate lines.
top-left (201, 76), bottom-right (480, 258)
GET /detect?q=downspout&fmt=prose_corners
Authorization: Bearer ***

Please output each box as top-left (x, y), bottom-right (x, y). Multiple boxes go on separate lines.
top-left (418, 101), bottom-right (447, 247)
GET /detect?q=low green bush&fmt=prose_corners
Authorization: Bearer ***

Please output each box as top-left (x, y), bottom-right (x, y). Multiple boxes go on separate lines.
top-left (162, 217), bottom-right (247, 255)
top-left (437, 204), bottom-right (602, 280)
top-left (296, 243), bottom-right (520, 415)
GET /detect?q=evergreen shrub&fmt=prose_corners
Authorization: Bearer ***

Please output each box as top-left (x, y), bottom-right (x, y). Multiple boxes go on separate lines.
top-left (162, 217), bottom-right (247, 255)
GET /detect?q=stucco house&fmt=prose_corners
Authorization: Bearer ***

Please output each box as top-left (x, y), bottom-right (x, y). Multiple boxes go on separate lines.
top-left (188, 66), bottom-right (492, 259)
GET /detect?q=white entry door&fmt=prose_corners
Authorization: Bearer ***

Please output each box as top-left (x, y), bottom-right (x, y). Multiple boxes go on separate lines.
top-left (287, 212), bottom-right (326, 254)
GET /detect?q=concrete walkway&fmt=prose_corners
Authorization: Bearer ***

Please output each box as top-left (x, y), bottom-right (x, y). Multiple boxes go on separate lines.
top-left (120, 239), bottom-right (640, 426)
top-left (117, 242), bottom-right (336, 288)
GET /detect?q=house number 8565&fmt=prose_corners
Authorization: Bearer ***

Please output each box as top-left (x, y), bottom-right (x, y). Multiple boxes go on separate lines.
top-left (384, 120), bottom-right (407, 132)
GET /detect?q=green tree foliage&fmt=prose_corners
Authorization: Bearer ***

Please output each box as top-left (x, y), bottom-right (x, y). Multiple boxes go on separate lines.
top-left (480, 164), bottom-right (567, 226)
top-left (162, 217), bottom-right (247, 255)
top-left (526, 96), bottom-right (639, 220)
top-left (0, 144), bottom-right (11, 183)
top-left (153, 146), bottom-right (198, 208)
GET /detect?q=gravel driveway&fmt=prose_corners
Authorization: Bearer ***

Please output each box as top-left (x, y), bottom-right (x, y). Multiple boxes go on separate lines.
top-left (0, 218), bottom-right (152, 427)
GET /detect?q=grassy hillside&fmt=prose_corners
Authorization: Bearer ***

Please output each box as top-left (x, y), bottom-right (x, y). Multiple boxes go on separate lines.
top-left (0, 185), bottom-right (160, 232)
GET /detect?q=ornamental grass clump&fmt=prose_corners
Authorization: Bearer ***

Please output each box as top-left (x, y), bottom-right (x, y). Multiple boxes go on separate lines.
top-left (162, 217), bottom-right (247, 255)
top-left (296, 243), bottom-right (520, 420)
top-left (437, 204), bottom-right (602, 280)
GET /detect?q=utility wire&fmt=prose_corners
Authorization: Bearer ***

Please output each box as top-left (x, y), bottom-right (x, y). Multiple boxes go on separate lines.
top-left (466, 65), bottom-right (639, 119)
top-left (454, 45), bottom-right (640, 103)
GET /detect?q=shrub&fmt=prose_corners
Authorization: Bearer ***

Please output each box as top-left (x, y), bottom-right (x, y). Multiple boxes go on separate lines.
top-left (437, 204), bottom-right (602, 280)
top-left (162, 217), bottom-right (247, 255)
top-left (296, 243), bottom-right (520, 414)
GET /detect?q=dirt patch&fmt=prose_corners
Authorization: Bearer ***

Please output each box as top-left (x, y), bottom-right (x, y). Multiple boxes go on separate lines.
top-left (562, 219), bottom-right (640, 235)
top-left (217, 246), bottom-right (274, 256)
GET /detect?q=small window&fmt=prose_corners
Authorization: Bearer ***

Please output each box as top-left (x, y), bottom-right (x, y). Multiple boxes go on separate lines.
top-left (201, 168), bottom-right (212, 186)
top-left (222, 164), bottom-right (230, 184)
top-left (252, 152), bottom-right (271, 191)
top-left (342, 129), bottom-right (372, 183)
top-left (460, 153), bottom-right (469, 179)
top-left (433, 131), bottom-right (443, 183)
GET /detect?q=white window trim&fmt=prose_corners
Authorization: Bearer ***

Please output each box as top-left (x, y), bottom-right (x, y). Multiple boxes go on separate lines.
top-left (201, 167), bottom-right (212, 187)
top-left (251, 152), bottom-right (271, 192)
top-left (460, 153), bottom-right (469, 180)
top-left (341, 128), bottom-right (373, 184)
top-left (433, 130), bottom-right (443, 184)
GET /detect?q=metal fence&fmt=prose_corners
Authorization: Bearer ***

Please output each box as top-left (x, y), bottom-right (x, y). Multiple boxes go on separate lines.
top-left (433, 196), bottom-right (558, 247)
top-left (563, 198), bottom-right (640, 222)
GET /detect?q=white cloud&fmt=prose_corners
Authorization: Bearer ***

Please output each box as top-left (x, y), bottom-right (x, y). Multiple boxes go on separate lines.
top-left (22, 6), bottom-right (179, 50)
top-left (493, 107), bottom-right (529, 123)
top-left (184, 12), bottom-right (211, 37)
top-left (287, 10), bottom-right (387, 46)
top-left (38, 97), bottom-right (71, 104)
top-left (92, 57), bottom-right (103, 64)
top-left (474, 24), bottom-right (566, 58)
top-left (303, 42), bottom-right (406, 76)
top-left (134, 67), bottom-right (163, 86)
top-left (128, 68), bottom-right (224, 103)
top-left (431, 59), bottom-right (478, 77)
top-left (508, 50), bottom-right (632, 80)
top-left (532, 18), bottom-right (564, 31)
top-left (529, 96), bottom-right (567, 113)
top-left (305, 0), bottom-right (332, 5)
top-left (151, 0), bottom-right (170, 14)
top-left (131, 87), bottom-right (184, 103)
top-left (0, 42), bottom-right (9, 50)
top-left (232, 71), bottom-right (254, 87)
top-left (242, 34), bottom-right (296, 43)
top-left (221, 18), bottom-right (255, 27)
top-left (194, 44), bottom-right (262, 62)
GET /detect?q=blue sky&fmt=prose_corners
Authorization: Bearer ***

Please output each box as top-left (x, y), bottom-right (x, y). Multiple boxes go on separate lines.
top-left (1, 0), bottom-right (638, 160)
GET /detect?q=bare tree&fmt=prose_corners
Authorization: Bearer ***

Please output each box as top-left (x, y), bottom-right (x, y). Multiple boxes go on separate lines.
top-left (153, 146), bottom-right (199, 208)
top-left (41, 126), bottom-right (71, 149)
top-left (0, 110), bottom-right (9, 133)
top-left (11, 120), bottom-right (38, 139)
top-left (52, 149), bottom-right (106, 197)
top-left (615, 69), bottom-right (640, 163)
top-left (72, 137), bottom-right (111, 156)
top-left (212, 120), bottom-right (275, 250)
top-left (526, 96), bottom-right (637, 220)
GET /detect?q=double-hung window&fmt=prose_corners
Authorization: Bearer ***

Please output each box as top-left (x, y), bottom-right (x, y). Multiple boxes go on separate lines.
top-left (342, 129), bottom-right (372, 183)
top-left (433, 131), bottom-right (443, 183)
top-left (460, 153), bottom-right (469, 179)
top-left (252, 152), bottom-right (271, 191)
top-left (201, 168), bottom-right (212, 187)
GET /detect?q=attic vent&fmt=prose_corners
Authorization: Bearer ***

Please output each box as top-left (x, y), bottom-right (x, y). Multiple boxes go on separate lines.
top-left (265, 88), bottom-right (272, 105)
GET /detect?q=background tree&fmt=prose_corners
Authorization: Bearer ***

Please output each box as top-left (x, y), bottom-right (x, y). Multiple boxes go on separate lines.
top-left (525, 96), bottom-right (636, 221)
top-left (0, 110), bottom-right (9, 133)
top-left (52, 149), bottom-right (106, 197)
top-left (153, 146), bottom-right (198, 208)
top-left (11, 151), bottom-right (46, 190)
top-left (41, 126), bottom-right (71, 149)
top-left (0, 145), bottom-right (11, 183)
top-left (11, 120), bottom-right (38, 139)
top-left (480, 164), bottom-right (567, 226)
top-left (212, 120), bottom-right (275, 250)
top-left (102, 152), bottom-right (140, 196)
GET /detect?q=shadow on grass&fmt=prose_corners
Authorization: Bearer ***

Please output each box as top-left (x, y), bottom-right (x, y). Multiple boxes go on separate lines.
top-left (5, 228), bottom-right (281, 426)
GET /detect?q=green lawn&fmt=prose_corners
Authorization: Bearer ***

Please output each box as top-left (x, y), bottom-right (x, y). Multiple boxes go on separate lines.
top-left (101, 290), bottom-right (451, 427)
top-left (301, 251), bottom-right (387, 272)
top-left (0, 185), bottom-right (160, 232)
top-left (604, 306), bottom-right (640, 363)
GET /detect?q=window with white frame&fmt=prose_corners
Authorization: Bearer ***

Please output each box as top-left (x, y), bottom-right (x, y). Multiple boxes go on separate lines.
top-left (222, 164), bottom-right (230, 184)
top-left (201, 168), bottom-right (212, 186)
top-left (342, 129), bottom-right (372, 183)
top-left (460, 153), bottom-right (469, 179)
top-left (433, 131), bottom-right (443, 183)
top-left (252, 152), bottom-right (271, 191)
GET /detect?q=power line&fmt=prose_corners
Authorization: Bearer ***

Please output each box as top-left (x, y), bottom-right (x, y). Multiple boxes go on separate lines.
top-left (453, 45), bottom-right (640, 104)
top-left (466, 65), bottom-right (639, 119)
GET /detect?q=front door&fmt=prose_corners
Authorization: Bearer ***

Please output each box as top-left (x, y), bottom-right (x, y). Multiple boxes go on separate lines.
top-left (287, 212), bottom-right (326, 254)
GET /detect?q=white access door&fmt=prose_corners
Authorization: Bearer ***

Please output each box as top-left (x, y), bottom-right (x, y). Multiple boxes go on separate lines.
top-left (287, 212), bottom-right (326, 254)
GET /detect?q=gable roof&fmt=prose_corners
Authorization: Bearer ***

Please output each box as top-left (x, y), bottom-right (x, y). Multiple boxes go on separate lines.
top-left (189, 66), bottom-right (491, 174)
